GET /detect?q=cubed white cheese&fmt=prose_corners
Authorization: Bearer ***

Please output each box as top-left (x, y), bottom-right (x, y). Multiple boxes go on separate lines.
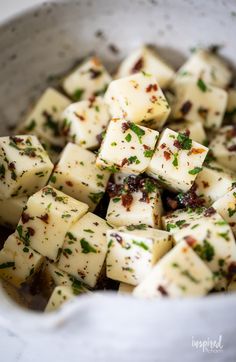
top-left (210, 126), bottom-right (236, 172)
top-left (105, 73), bottom-right (170, 129)
top-left (58, 212), bottom-right (111, 288)
top-left (162, 207), bottom-right (206, 234)
top-left (0, 196), bottom-right (28, 228)
top-left (167, 120), bottom-right (207, 145)
top-left (118, 282), bottom-right (135, 294)
top-left (49, 143), bottom-right (110, 211)
top-left (96, 118), bottom-right (159, 174)
top-left (213, 187), bottom-right (236, 236)
top-left (62, 57), bottom-right (112, 101)
top-left (172, 80), bottom-right (228, 129)
top-left (194, 162), bottom-right (236, 205)
top-left (106, 176), bottom-right (163, 228)
top-left (226, 88), bottom-right (236, 122)
top-left (170, 210), bottom-right (236, 290)
top-left (106, 226), bottom-right (172, 286)
top-left (116, 46), bottom-right (175, 88)
top-left (133, 240), bottom-right (214, 298)
top-left (17, 88), bottom-right (71, 147)
top-left (0, 135), bottom-right (54, 198)
top-left (15, 186), bottom-right (88, 261)
top-left (45, 262), bottom-right (90, 294)
top-left (45, 285), bottom-right (75, 312)
top-left (0, 234), bottom-right (44, 287)
top-left (147, 128), bottom-right (208, 192)
top-left (174, 49), bottom-right (232, 89)
top-left (61, 96), bottom-right (110, 149)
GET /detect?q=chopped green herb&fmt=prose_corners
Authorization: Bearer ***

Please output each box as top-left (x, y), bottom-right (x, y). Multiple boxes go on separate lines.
top-left (194, 239), bottom-right (215, 262)
top-left (83, 229), bottom-right (94, 233)
top-left (132, 240), bottom-right (149, 251)
top-left (25, 119), bottom-right (36, 131)
top-left (144, 149), bottom-right (154, 158)
top-left (197, 78), bottom-right (207, 92)
top-left (181, 269), bottom-right (199, 283)
top-left (80, 238), bottom-right (97, 254)
top-left (125, 133), bottom-right (132, 142)
top-left (177, 132), bottom-right (192, 150)
top-left (88, 191), bottom-right (104, 204)
top-left (126, 224), bottom-right (147, 231)
top-left (113, 197), bottom-right (121, 203)
top-left (166, 223), bottom-right (176, 232)
top-left (129, 122), bottom-right (145, 144)
top-left (50, 175), bottom-right (57, 183)
top-left (0, 262), bottom-right (15, 269)
top-left (172, 153), bottom-right (179, 168)
top-left (73, 88), bottom-right (84, 101)
top-left (188, 167), bottom-right (202, 175)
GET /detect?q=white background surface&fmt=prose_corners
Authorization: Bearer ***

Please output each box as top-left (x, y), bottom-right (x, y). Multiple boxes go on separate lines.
top-left (1, 0), bottom-right (44, 22)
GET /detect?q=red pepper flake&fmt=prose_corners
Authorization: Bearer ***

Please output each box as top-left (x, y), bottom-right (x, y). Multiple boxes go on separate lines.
top-left (21, 212), bottom-right (30, 224)
top-left (180, 101), bottom-right (192, 115)
top-left (166, 197), bottom-right (178, 210)
top-left (66, 180), bottom-right (73, 187)
top-left (160, 143), bottom-right (166, 149)
top-left (190, 148), bottom-right (206, 155)
top-left (27, 227), bottom-right (35, 236)
top-left (202, 181), bottom-right (209, 188)
top-left (173, 140), bottom-right (181, 149)
top-left (204, 207), bottom-right (216, 217)
top-left (157, 285), bottom-right (168, 296)
top-left (74, 112), bottom-right (85, 121)
top-left (8, 162), bottom-right (15, 170)
top-left (89, 68), bottom-right (102, 79)
top-left (29, 253), bottom-right (33, 259)
top-left (121, 194), bottom-right (133, 211)
top-left (10, 136), bottom-right (24, 144)
top-left (198, 107), bottom-right (208, 120)
top-left (38, 213), bottom-right (49, 224)
top-left (121, 158), bottom-right (128, 167)
top-left (121, 122), bottom-right (130, 133)
top-left (184, 235), bottom-right (197, 247)
top-left (164, 151), bottom-right (171, 160)
top-left (143, 144), bottom-right (151, 150)
top-left (227, 145), bottom-right (236, 152)
top-left (228, 262), bottom-right (236, 279)
top-left (131, 58), bottom-right (144, 73)
top-left (146, 84), bottom-right (158, 92)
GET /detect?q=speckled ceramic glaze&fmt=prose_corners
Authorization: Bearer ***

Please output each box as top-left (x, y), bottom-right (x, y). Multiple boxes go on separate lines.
top-left (0, 1), bottom-right (236, 360)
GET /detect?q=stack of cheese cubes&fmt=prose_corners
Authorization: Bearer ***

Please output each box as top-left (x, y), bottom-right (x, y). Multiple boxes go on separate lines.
top-left (1, 45), bottom-right (236, 313)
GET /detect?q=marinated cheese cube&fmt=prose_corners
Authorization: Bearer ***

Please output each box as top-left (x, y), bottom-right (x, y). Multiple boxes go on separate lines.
top-left (49, 143), bottom-right (110, 211)
top-left (162, 207), bottom-right (207, 234)
top-left (106, 226), bottom-right (172, 286)
top-left (116, 46), bottom-right (175, 88)
top-left (170, 210), bottom-right (236, 289)
top-left (209, 126), bottom-right (236, 172)
top-left (17, 88), bottom-right (71, 147)
top-left (0, 234), bottom-right (44, 287)
top-left (45, 262), bottom-right (90, 294)
top-left (104, 73), bottom-right (170, 129)
top-left (15, 186), bottom-right (88, 261)
top-left (194, 162), bottom-right (236, 205)
top-left (147, 128), bottom-right (208, 192)
top-left (62, 56), bottom-right (112, 101)
top-left (0, 196), bottom-right (27, 228)
top-left (172, 80), bottom-right (227, 129)
top-left (45, 285), bottom-right (75, 312)
top-left (174, 49), bottom-right (232, 89)
top-left (118, 282), bottom-right (135, 294)
top-left (61, 96), bottom-right (110, 149)
top-left (133, 240), bottom-right (214, 298)
top-left (0, 135), bottom-right (54, 198)
top-left (213, 187), bottom-right (236, 236)
top-left (96, 118), bottom-right (159, 174)
top-left (226, 88), bottom-right (236, 122)
top-left (58, 212), bottom-right (111, 288)
top-left (167, 120), bottom-right (207, 144)
top-left (106, 176), bottom-right (163, 228)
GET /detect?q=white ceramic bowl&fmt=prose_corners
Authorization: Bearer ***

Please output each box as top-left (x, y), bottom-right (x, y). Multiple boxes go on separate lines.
top-left (0, 1), bottom-right (236, 360)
